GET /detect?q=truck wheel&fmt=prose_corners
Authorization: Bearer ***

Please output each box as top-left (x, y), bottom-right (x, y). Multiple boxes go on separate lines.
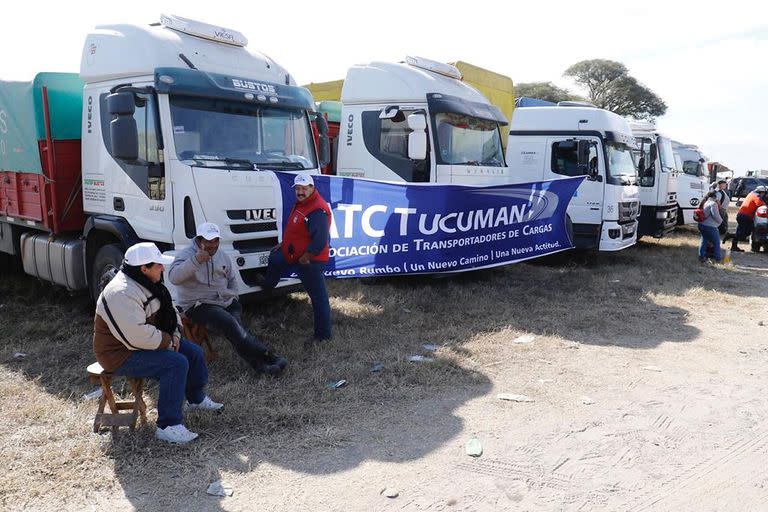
top-left (90, 243), bottom-right (124, 301)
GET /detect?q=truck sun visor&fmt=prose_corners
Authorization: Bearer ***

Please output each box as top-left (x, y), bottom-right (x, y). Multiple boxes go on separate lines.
top-left (427, 93), bottom-right (508, 125)
top-left (154, 67), bottom-right (314, 112)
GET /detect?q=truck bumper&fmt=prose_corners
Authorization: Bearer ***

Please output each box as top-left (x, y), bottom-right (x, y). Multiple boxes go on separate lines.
top-left (572, 221), bottom-right (637, 251)
top-left (638, 204), bottom-right (677, 238)
top-left (598, 220), bottom-right (637, 251)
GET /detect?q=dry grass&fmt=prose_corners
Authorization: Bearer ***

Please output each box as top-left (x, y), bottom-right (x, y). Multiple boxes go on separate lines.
top-left (0, 226), bottom-right (763, 511)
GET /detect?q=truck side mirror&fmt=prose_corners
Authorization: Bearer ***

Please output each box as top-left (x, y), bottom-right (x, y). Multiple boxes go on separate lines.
top-left (315, 115), bottom-right (330, 167)
top-left (577, 140), bottom-right (591, 166)
top-left (407, 113), bottom-right (427, 161)
top-left (107, 92), bottom-right (138, 161)
top-left (576, 139), bottom-right (597, 178)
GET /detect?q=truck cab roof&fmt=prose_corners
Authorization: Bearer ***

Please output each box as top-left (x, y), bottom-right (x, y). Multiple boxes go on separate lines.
top-left (80, 15), bottom-right (294, 86)
top-left (340, 58), bottom-right (490, 106)
top-left (511, 106), bottom-right (634, 142)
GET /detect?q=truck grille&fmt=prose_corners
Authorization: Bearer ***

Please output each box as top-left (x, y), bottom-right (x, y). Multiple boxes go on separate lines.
top-left (233, 238), bottom-right (279, 254)
top-left (618, 200), bottom-right (640, 223)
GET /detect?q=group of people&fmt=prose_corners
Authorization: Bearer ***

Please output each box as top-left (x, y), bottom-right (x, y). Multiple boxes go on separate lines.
top-left (697, 178), bottom-right (766, 262)
top-left (92, 174), bottom-right (332, 444)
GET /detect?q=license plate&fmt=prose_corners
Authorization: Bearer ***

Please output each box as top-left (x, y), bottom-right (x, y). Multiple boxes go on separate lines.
top-left (257, 251), bottom-right (270, 266)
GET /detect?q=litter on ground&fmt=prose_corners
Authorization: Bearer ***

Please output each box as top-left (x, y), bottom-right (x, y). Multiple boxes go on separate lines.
top-left (497, 393), bottom-right (534, 402)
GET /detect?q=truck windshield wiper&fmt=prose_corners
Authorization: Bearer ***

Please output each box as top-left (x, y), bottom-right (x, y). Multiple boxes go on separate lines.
top-left (222, 157), bottom-right (257, 169)
top-left (258, 161), bottom-right (307, 170)
top-left (181, 155), bottom-right (256, 170)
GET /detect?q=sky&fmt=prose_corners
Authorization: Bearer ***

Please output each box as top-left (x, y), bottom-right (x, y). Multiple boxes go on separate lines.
top-left (2, 1), bottom-right (765, 174)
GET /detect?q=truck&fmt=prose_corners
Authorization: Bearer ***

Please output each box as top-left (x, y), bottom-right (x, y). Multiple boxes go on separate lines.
top-left (671, 141), bottom-right (709, 224)
top-left (306, 57), bottom-right (511, 185)
top-left (506, 105), bottom-right (640, 251)
top-left (628, 121), bottom-right (678, 238)
top-left (0, 14), bottom-right (328, 300)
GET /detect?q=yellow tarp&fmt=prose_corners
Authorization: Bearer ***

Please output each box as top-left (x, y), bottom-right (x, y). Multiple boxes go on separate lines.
top-left (304, 80), bottom-right (344, 102)
top-left (451, 61), bottom-right (514, 126)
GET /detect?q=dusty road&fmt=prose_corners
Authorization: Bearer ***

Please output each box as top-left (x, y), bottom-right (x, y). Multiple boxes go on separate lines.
top-left (3, 228), bottom-right (768, 511)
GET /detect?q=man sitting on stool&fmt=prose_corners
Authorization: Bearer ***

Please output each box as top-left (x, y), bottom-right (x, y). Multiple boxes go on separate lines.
top-left (93, 242), bottom-right (222, 444)
top-left (169, 222), bottom-right (288, 375)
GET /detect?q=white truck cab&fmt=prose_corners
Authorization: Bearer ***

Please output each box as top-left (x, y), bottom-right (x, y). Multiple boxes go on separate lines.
top-left (80, 15), bottom-right (324, 297)
top-left (671, 141), bottom-right (709, 224)
top-left (629, 121), bottom-right (678, 237)
top-left (331, 57), bottom-right (510, 185)
top-left (507, 105), bottom-right (640, 251)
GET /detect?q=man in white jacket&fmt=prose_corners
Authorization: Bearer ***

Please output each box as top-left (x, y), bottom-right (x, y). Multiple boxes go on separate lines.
top-left (93, 242), bottom-right (222, 444)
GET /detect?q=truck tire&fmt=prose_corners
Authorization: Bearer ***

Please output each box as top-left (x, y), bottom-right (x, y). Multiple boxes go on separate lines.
top-left (90, 243), bottom-right (124, 301)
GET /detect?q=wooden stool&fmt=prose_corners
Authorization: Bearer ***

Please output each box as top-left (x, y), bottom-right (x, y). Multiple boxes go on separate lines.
top-left (87, 362), bottom-right (147, 434)
top-left (181, 315), bottom-right (218, 363)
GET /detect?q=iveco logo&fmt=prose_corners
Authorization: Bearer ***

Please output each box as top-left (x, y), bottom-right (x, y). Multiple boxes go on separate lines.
top-left (690, 198), bottom-right (699, 206)
top-left (246, 208), bottom-right (276, 221)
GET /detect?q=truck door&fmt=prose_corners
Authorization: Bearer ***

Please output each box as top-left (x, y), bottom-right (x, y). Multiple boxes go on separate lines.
top-left (102, 91), bottom-right (173, 242)
top-left (341, 106), bottom-right (431, 183)
top-left (546, 137), bottom-right (603, 228)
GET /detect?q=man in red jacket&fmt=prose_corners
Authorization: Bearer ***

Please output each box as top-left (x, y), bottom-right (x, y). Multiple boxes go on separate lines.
top-left (731, 186), bottom-right (767, 252)
top-left (261, 174), bottom-right (332, 343)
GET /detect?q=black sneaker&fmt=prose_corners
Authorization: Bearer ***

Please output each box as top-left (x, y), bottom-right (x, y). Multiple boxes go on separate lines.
top-left (264, 352), bottom-right (289, 370)
top-left (252, 360), bottom-right (285, 376)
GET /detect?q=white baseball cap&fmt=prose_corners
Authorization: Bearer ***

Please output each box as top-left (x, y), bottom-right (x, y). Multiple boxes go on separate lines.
top-left (196, 222), bottom-right (221, 240)
top-left (124, 242), bottom-right (175, 266)
top-left (293, 174), bottom-right (314, 187)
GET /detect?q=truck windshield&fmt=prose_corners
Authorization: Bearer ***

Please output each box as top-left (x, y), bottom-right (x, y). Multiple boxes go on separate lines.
top-left (606, 142), bottom-right (638, 185)
top-left (434, 113), bottom-right (505, 166)
top-left (169, 96), bottom-right (317, 170)
top-left (657, 137), bottom-right (677, 172)
top-left (676, 147), bottom-right (705, 177)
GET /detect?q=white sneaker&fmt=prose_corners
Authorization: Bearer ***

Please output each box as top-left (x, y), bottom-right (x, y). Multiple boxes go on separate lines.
top-left (155, 424), bottom-right (199, 444)
top-left (186, 395), bottom-right (224, 411)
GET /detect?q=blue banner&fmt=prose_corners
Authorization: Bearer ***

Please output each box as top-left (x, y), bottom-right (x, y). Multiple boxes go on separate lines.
top-left (273, 173), bottom-right (584, 278)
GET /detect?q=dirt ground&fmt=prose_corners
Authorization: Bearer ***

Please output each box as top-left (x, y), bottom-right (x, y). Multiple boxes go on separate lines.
top-left (2, 221), bottom-right (768, 511)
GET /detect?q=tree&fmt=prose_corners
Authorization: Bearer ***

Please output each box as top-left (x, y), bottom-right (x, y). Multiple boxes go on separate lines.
top-left (563, 59), bottom-right (667, 120)
top-left (514, 81), bottom-right (580, 103)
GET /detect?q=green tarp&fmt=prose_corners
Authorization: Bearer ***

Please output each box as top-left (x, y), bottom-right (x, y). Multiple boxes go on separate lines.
top-left (0, 73), bottom-right (83, 173)
top-left (317, 100), bottom-right (342, 124)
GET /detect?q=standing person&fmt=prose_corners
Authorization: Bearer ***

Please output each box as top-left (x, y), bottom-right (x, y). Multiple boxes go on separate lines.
top-left (168, 223), bottom-right (288, 375)
top-left (714, 179), bottom-right (730, 237)
top-left (93, 242), bottom-right (223, 445)
top-left (698, 191), bottom-right (724, 263)
top-left (261, 174), bottom-right (332, 344)
top-left (731, 186), bottom-right (766, 252)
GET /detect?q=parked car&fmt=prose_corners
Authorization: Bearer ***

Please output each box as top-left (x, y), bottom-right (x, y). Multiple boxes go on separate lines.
top-left (728, 177), bottom-right (768, 199)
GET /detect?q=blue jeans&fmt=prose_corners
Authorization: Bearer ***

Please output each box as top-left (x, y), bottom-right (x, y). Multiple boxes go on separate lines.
top-left (735, 213), bottom-right (754, 242)
top-left (699, 224), bottom-right (722, 261)
top-left (263, 250), bottom-right (332, 340)
top-left (186, 300), bottom-right (271, 368)
top-left (113, 339), bottom-right (207, 429)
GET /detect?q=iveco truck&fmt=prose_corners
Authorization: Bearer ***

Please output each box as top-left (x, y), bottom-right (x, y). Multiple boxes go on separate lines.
top-left (308, 57), bottom-right (511, 185)
top-left (0, 15), bottom-right (326, 299)
top-left (671, 141), bottom-right (709, 224)
top-left (629, 121), bottom-right (678, 238)
top-left (506, 105), bottom-right (640, 251)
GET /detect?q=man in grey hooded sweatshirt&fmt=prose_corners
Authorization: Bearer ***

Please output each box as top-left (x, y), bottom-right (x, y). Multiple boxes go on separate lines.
top-left (168, 222), bottom-right (288, 375)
